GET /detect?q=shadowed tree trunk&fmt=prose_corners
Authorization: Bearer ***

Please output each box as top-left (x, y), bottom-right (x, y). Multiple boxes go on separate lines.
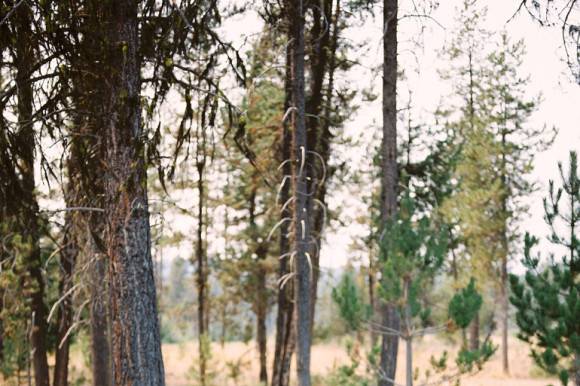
top-left (102, 1), bottom-right (165, 384)
top-left (469, 313), bottom-right (480, 350)
top-left (249, 184), bottom-right (270, 385)
top-left (288, 1), bottom-right (312, 385)
top-left (271, 33), bottom-right (296, 386)
top-left (14, 4), bottom-right (50, 385)
top-left (90, 249), bottom-right (112, 386)
top-left (195, 121), bottom-right (209, 386)
top-left (379, 0), bottom-right (400, 385)
top-left (53, 211), bottom-right (78, 386)
top-left (68, 5), bottom-right (113, 381)
top-left (256, 253), bottom-right (269, 384)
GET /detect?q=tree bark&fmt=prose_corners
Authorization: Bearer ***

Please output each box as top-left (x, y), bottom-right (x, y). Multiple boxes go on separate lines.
top-left (501, 257), bottom-right (509, 373)
top-left (469, 312), bottom-right (480, 350)
top-left (195, 145), bottom-right (208, 386)
top-left (379, 0), bottom-right (400, 385)
top-left (14, 4), bottom-right (50, 385)
top-left (102, 1), bottom-right (165, 384)
top-left (90, 253), bottom-right (112, 386)
top-left (53, 211), bottom-right (78, 386)
top-left (289, 1), bottom-right (311, 385)
top-left (257, 265), bottom-right (268, 384)
top-left (271, 29), bottom-right (295, 386)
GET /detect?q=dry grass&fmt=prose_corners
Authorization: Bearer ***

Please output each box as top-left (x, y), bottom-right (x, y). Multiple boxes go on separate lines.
top-left (2, 335), bottom-right (556, 385)
top-left (160, 335), bottom-right (557, 386)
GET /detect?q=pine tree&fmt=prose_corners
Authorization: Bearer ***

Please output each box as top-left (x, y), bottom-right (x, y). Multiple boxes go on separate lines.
top-left (510, 151), bottom-right (580, 386)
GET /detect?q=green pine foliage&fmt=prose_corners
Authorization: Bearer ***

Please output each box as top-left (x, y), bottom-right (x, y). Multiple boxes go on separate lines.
top-left (448, 278), bottom-right (482, 330)
top-left (379, 195), bottom-right (447, 326)
top-left (331, 271), bottom-right (369, 332)
top-left (510, 151), bottom-right (580, 386)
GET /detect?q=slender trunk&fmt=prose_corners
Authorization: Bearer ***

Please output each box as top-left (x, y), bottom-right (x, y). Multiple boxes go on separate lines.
top-left (257, 270), bottom-right (268, 384)
top-left (368, 254), bottom-right (378, 347)
top-left (0, 289), bottom-right (3, 363)
top-left (196, 161), bottom-right (207, 386)
top-left (103, 1), bottom-right (165, 384)
top-left (272, 30), bottom-right (295, 386)
top-left (15, 5), bottom-right (50, 385)
top-left (289, 1), bottom-right (311, 385)
top-left (53, 212), bottom-right (78, 386)
top-left (574, 352), bottom-right (580, 386)
top-left (469, 312), bottom-right (480, 350)
top-left (500, 127), bottom-right (509, 374)
top-left (404, 279), bottom-right (412, 386)
top-left (501, 258), bottom-right (508, 373)
top-left (249, 183), bottom-right (269, 385)
top-left (221, 305), bottom-right (226, 348)
top-left (379, 0), bottom-right (399, 385)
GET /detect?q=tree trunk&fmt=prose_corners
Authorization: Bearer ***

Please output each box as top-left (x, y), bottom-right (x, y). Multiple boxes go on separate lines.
top-left (90, 254), bottom-right (112, 386)
top-left (289, 1), bottom-right (311, 385)
top-left (306, 0), bottom-right (336, 331)
top-left (574, 352), bottom-right (580, 386)
top-left (501, 251), bottom-right (509, 373)
top-left (379, 0), bottom-right (400, 386)
top-left (53, 211), bottom-right (78, 386)
top-left (469, 312), bottom-right (480, 350)
top-left (500, 129), bottom-right (509, 374)
top-left (103, 1), bottom-right (165, 384)
top-left (15, 5), bottom-right (50, 385)
top-left (196, 159), bottom-right (208, 386)
top-left (271, 28), bottom-right (295, 386)
top-left (404, 279), bottom-right (412, 386)
top-left (257, 265), bottom-right (268, 384)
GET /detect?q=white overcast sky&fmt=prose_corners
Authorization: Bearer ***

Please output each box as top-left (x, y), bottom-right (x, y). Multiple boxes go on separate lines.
top-left (297, 0), bottom-right (580, 269)
top-left (35, 1), bottom-right (579, 273)
top-left (163, 0), bottom-right (580, 272)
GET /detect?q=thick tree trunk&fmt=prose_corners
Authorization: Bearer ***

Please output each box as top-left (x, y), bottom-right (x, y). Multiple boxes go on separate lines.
top-left (53, 211), bottom-right (78, 386)
top-left (289, 1), bottom-right (311, 385)
top-left (103, 1), bottom-right (165, 384)
top-left (271, 33), bottom-right (295, 386)
top-left (379, 0), bottom-right (400, 386)
top-left (15, 5), bottom-right (50, 386)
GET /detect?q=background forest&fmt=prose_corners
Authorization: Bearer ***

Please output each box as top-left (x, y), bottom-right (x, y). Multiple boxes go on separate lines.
top-left (1, 0), bottom-right (580, 386)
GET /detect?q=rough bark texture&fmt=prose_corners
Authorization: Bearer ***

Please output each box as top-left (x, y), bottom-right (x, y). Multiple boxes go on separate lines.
top-left (249, 185), bottom-right (269, 385)
top-left (90, 253), bottom-right (112, 386)
top-left (53, 212), bottom-right (78, 386)
top-left (14, 5), bottom-right (50, 385)
top-left (307, 0), bottom-right (340, 331)
top-left (379, 0), bottom-right (400, 385)
top-left (271, 36), bottom-right (296, 386)
top-left (289, 1), bottom-right (312, 385)
top-left (102, 1), bottom-right (165, 384)
top-left (69, 4), bottom-right (113, 381)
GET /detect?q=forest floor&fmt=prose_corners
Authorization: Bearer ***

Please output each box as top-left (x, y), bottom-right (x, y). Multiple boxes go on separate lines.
top-left (1, 334), bottom-right (557, 385)
top-left (156, 334), bottom-right (557, 386)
